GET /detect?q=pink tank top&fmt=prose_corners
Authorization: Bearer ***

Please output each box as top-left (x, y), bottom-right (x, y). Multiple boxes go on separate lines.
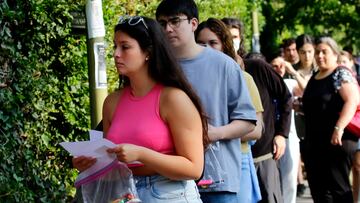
top-left (107, 84), bottom-right (175, 156)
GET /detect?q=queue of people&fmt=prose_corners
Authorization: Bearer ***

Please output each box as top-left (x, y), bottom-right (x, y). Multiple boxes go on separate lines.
top-left (71, 0), bottom-right (360, 202)
top-left (195, 17), bottom-right (264, 202)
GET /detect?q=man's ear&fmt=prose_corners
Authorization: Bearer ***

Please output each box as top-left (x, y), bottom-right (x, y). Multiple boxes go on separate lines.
top-left (190, 18), bottom-right (199, 32)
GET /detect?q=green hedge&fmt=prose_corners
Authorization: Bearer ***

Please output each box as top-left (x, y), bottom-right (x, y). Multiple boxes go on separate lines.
top-left (0, 0), bottom-right (89, 202)
top-left (0, 0), bottom-right (253, 201)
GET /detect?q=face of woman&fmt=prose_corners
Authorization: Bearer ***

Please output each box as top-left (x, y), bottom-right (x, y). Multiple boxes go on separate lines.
top-left (315, 43), bottom-right (338, 70)
top-left (196, 28), bottom-right (223, 51)
top-left (298, 43), bottom-right (315, 66)
top-left (229, 28), bottom-right (240, 52)
top-left (113, 31), bottom-right (148, 76)
top-left (229, 28), bottom-right (240, 40)
top-left (338, 55), bottom-right (354, 69)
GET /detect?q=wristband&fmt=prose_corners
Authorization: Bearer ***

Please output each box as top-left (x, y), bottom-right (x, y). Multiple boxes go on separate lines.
top-left (334, 126), bottom-right (344, 133)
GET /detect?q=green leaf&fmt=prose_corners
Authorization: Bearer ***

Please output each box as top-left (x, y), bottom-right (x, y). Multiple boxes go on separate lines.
top-left (41, 134), bottom-right (50, 146)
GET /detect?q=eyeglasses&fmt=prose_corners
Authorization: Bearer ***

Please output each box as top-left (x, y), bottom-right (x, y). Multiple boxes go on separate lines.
top-left (158, 17), bottom-right (189, 29)
top-left (117, 15), bottom-right (148, 30)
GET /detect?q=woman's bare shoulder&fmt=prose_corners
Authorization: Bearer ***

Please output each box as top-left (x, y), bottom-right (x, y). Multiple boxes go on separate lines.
top-left (105, 90), bottom-right (122, 103)
top-left (161, 87), bottom-right (189, 103)
top-left (103, 89), bottom-right (124, 114)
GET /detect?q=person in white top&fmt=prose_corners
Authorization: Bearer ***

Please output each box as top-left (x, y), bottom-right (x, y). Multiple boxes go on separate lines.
top-left (271, 56), bottom-right (301, 203)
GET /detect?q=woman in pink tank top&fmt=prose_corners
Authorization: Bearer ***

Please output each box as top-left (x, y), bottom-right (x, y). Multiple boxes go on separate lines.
top-left (72, 16), bottom-right (209, 202)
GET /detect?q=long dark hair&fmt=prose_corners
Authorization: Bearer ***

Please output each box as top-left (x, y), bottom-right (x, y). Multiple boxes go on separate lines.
top-left (295, 34), bottom-right (317, 71)
top-left (296, 34), bottom-right (315, 51)
top-left (114, 16), bottom-right (209, 148)
top-left (195, 18), bottom-right (237, 61)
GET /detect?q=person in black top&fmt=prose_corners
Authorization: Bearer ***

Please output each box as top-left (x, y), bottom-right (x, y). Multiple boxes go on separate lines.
top-left (245, 58), bottom-right (292, 203)
top-left (302, 36), bottom-right (359, 203)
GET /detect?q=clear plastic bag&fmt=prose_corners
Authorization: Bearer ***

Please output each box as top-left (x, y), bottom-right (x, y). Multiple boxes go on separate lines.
top-left (75, 160), bottom-right (141, 203)
top-left (197, 143), bottom-right (227, 189)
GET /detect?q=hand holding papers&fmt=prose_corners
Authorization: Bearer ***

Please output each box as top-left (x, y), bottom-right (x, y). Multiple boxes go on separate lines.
top-left (62, 131), bottom-right (141, 202)
top-left (60, 130), bottom-right (117, 182)
top-left (60, 137), bottom-right (116, 158)
top-left (60, 130), bottom-right (113, 157)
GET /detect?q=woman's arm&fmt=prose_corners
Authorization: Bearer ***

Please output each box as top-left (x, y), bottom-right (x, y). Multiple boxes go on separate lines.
top-left (331, 82), bottom-right (359, 145)
top-left (108, 87), bottom-right (204, 180)
top-left (284, 61), bottom-right (308, 91)
top-left (144, 87), bottom-right (204, 179)
top-left (237, 112), bottom-right (263, 141)
top-left (207, 119), bottom-right (255, 141)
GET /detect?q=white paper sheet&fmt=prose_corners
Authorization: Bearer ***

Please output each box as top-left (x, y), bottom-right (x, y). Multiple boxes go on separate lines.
top-left (60, 138), bottom-right (116, 158)
top-left (61, 131), bottom-right (145, 184)
top-left (89, 130), bottom-right (103, 141)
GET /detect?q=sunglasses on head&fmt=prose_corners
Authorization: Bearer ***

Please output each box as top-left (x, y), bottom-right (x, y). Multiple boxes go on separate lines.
top-left (117, 15), bottom-right (148, 30)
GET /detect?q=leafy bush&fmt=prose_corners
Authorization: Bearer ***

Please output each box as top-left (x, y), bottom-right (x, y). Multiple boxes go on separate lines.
top-left (0, 0), bottom-right (254, 202)
top-left (1, 0), bottom-right (88, 202)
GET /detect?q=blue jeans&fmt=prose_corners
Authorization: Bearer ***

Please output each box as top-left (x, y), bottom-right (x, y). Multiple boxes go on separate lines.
top-left (200, 191), bottom-right (238, 203)
top-left (238, 152), bottom-right (262, 203)
top-left (134, 175), bottom-right (202, 203)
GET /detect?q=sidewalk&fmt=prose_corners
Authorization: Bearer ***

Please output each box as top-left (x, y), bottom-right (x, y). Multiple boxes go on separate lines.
top-left (296, 181), bottom-right (313, 203)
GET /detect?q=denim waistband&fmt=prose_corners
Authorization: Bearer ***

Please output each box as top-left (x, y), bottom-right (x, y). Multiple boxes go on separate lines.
top-left (133, 175), bottom-right (166, 188)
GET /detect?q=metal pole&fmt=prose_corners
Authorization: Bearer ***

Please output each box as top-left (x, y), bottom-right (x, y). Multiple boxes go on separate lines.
top-left (252, 9), bottom-right (261, 53)
top-left (86, 0), bottom-right (108, 129)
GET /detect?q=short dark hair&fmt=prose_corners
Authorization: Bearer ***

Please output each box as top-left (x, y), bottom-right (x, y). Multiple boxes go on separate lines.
top-left (282, 38), bottom-right (296, 49)
top-left (339, 50), bottom-right (354, 62)
top-left (114, 16), bottom-right (209, 148)
top-left (343, 45), bottom-right (353, 56)
top-left (245, 52), bottom-right (266, 62)
top-left (156, 0), bottom-right (199, 20)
